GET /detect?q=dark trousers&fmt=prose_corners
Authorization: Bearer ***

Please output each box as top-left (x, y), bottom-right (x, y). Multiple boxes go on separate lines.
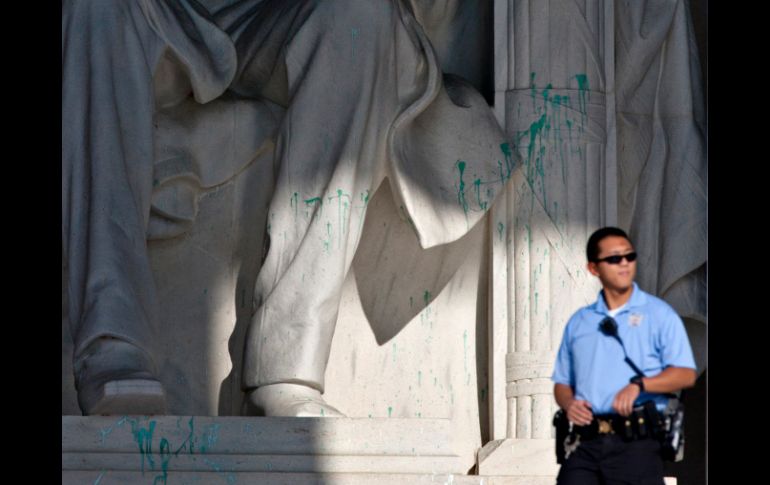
top-left (556, 435), bottom-right (665, 485)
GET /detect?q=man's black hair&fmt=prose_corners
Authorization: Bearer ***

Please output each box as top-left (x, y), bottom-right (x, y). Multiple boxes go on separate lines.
top-left (586, 227), bottom-right (633, 262)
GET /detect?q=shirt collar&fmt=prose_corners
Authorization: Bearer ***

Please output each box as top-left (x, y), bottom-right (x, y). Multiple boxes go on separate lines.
top-left (592, 282), bottom-right (647, 315)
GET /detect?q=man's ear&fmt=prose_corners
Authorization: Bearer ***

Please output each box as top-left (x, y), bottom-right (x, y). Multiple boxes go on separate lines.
top-left (587, 261), bottom-right (599, 277)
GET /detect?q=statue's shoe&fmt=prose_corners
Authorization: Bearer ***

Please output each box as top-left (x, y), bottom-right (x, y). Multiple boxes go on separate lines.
top-left (248, 383), bottom-right (345, 417)
top-left (74, 338), bottom-right (167, 416)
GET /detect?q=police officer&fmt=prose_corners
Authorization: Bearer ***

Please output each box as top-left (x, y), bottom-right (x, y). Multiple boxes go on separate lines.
top-left (552, 227), bottom-right (697, 484)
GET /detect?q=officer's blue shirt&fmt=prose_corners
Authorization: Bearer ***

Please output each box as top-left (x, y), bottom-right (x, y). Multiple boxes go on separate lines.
top-left (551, 282), bottom-right (696, 414)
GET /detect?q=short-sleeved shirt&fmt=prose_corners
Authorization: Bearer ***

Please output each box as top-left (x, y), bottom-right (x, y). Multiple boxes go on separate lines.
top-left (551, 282), bottom-right (696, 414)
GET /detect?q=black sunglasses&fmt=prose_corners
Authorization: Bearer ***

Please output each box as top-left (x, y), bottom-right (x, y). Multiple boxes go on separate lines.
top-left (594, 252), bottom-right (637, 264)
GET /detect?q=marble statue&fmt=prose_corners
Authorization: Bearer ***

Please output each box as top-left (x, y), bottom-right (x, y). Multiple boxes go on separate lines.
top-left (62, 0), bottom-right (512, 416)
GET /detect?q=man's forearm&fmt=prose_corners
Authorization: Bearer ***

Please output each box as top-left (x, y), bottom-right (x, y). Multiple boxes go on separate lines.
top-left (554, 383), bottom-right (576, 410)
top-left (641, 366), bottom-right (697, 394)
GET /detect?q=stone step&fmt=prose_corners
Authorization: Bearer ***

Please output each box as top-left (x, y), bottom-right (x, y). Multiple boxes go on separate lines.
top-left (62, 471), bottom-right (678, 484)
top-left (63, 416), bottom-right (466, 477)
top-left (62, 416), bottom-right (677, 484)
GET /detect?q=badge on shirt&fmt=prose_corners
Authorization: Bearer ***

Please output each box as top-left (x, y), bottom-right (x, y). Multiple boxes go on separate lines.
top-left (629, 313), bottom-right (644, 327)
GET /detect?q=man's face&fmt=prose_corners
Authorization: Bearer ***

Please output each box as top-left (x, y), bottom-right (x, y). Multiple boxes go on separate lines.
top-left (587, 235), bottom-right (636, 292)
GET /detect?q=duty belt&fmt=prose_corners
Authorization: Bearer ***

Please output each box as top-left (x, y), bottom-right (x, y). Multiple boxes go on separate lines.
top-left (576, 408), bottom-right (662, 442)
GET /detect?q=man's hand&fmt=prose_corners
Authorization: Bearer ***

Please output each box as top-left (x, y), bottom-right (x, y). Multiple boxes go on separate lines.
top-left (554, 383), bottom-right (594, 425)
top-left (612, 383), bottom-right (641, 416)
top-left (566, 399), bottom-right (594, 425)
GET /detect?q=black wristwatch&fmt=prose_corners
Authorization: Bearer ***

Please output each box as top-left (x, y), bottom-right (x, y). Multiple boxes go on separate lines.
top-left (630, 375), bottom-right (645, 392)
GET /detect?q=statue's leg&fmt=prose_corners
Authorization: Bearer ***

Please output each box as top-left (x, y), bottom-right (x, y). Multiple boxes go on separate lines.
top-left (234, 0), bottom-right (416, 416)
top-left (62, 0), bottom-right (168, 415)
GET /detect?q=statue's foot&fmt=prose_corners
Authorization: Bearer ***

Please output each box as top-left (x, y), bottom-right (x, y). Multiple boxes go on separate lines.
top-left (248, 383), bottom-right (345, 417)
top-left (75, 337), bottom-right (167, 416)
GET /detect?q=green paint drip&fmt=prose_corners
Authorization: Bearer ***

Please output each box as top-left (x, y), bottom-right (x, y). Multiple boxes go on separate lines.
top-left (173, 417), bottom-right (197, 455)
top-left (529, 72), bottom-right (537, 109)
top-left (337, 189), bottom-right (344, 244)
top-left (388, 406), bottom-right (393, 418)
top-left (501, 142), bottom-right (514, 179)
top-left (456, 161), bottom-right (469, 216)
top-left (423, 290), bottom-right (431, 306)
top-left (575, 74), bottom-right (589, 130)
top-left (526, 114), bottom-right (547, 181)
top-left (521, 113), bottom-right (548, 209)
top-left (398, 205), bottom-right (417, 231)
top-left (304, 196), bottom-right (323, 221)
top-left (291, 192), bottom-right (299, 216)
top-left (323, 222), bottom-right (332, 253)
top-left (409, 296), bottom-right (413, 307)
top-left (155, 438), bottom-right (171, 485)
top-left (392, 342), bottom-right (397, 362)
top-left (130, 420), bottom-right (157, 473)
top-left (418, 370), bottom-right (422, 386)
top-left (93, 471), bottom-right (106, 485)
top-left (354, 189), bottom-right (371, 239)
top-left (525, 224), bottom-right (532, 252)
top-left (542, 83), bottom-right (552, 121)
top-left (200, 424), bottom-right (220, 454)
top-left (497, 222), bottom-right (505, 242)
top-left (351, 28), bottom-right (359, 60)
top-left (463, 329), bottom-right (468, 373)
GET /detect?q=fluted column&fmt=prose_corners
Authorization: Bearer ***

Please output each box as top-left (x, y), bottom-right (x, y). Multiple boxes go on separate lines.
top-left (481, 0), bottom-right (613, 475)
